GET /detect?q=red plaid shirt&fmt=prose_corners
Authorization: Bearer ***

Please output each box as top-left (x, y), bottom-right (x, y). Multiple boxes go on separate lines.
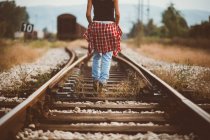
top-left (83, 22), bottom-right (122, 56)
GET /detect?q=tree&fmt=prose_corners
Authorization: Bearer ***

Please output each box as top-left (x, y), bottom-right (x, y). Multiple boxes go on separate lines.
top-left (144, 19), bottom-right (158, 36)
top-left (162, 3), bottom-right (188, 37)
top-left (128, 21), bottom-right (144, 46)
top-left (0, 1), bottom-right (29, 38)
top-left (189, 19), bottom-right (210, 38)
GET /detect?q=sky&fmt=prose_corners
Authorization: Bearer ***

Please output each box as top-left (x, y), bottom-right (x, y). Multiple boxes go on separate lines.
top-left (1, 0), bottom-right (210, 12)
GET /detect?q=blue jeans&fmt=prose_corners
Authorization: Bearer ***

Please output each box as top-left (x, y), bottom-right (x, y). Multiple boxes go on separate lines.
top-left (92, 51), bottom-right (113, 84)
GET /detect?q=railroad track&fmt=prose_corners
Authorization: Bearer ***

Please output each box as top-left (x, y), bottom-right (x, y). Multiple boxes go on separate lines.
top-left (0, 48), bottom-right (76, 118)
top-left (0, 47), bottom-right (210, 139)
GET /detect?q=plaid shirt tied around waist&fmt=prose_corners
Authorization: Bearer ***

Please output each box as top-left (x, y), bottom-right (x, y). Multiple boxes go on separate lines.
top-left (83, 22), bottom-right (122, 56)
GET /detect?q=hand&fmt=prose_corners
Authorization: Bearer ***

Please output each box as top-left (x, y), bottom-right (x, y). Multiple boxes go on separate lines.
top-left (87, 49), bottom-right (92, 56)
top-left (88, 21), bottom-right (93, 27)
top-left (88, 52), bottom-right (91, 56)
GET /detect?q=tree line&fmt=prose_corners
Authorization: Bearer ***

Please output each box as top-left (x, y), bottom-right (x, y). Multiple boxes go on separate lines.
top-left (129, 3), bottom-right (210, 39)
top-left (0, 1), bottom-right (28, 38)
top-left (0, 1), bottom-right (209, 39)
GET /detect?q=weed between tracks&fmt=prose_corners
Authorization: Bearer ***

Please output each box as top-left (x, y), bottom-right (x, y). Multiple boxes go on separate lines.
top-left (74, 67), bottom-right (147, 98)
top-left (109, 70), bottom-right (147, 97)
top-left (75, 75), bottom-right (85, 97)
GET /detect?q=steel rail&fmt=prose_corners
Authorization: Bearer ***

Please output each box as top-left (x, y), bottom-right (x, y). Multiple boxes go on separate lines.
top-left (48, 48), bottom-right (76, 88)
top-left (0, 49), bottom-right (87, 140)
top-left (120, 51), bottom-right (210, 138)
top-left (1, 47), bottom-right (210, 139)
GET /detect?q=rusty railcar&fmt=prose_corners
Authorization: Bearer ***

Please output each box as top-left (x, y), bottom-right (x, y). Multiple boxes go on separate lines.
top-left (76, 23), bottom-right (87, 38)
top-left (57, 14), bottom-right (77, 40)
top-left (57, 14), bottom-right (87, 40)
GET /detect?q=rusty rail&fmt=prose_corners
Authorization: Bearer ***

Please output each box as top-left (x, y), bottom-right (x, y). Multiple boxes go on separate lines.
top-left (1, 48), bottom-right (210, 139)
top-left (120, 51), bottom-right (210, 139)
top-left (0, 49), bottom-right (87, 140)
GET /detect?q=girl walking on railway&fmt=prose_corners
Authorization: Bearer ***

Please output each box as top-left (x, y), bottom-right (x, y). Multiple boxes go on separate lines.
top-left (84, 0), bottom-right (122, 96)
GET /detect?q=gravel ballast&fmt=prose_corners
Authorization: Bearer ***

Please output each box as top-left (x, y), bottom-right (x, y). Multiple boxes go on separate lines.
top-left (0, 48), bottom-right (70, 92)
top-left (55, 101), bottom-right (159, 105)
top-left (49, 108), bottom-right (164, 114)
top-left (121, 46), bottom-right (210, 97)
top-left (16, 129), bottom-right (196, 140)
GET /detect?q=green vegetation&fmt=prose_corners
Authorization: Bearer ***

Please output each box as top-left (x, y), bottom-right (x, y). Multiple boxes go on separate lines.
top-left (162, 4), bottom-right (188, 37)
top-left (189, 20), bottom-right (210, 38)
top-left (129, 21), bottom-right (144, 46)
top-left (129, 3), bottom-right (210, 42)
top-left (24, 40), bottom-right (68, 48)
top-left (0, 1), bottom-right (28, 38)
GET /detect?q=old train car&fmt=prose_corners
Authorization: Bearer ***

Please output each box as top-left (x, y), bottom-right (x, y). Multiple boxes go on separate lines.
top-left (76, 23), bottom-right (87, 38)
top-left (57, 14), bottom-right (87, 40)
top-left (57, 14), bottom-right (77, 40)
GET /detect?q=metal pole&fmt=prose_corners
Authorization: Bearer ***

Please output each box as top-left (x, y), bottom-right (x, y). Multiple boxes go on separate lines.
top-left (138, 0), bottom-right (140, 23)
top-left (141, 0), bottom-right (144, 24)
top-left (147, 0), bottom-right (150, 23)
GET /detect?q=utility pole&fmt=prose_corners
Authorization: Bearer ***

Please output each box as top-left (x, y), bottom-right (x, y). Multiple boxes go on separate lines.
top-left (136, 0), bottom-right (144, 47)
top-left (141, 0), bottom-right (144, 24)
top-left (137, 0), bottom-right (144, 23)
top-left (138, 0), bottom-right (140, 23)
top-left (147, 0), bottom-right (150, 23)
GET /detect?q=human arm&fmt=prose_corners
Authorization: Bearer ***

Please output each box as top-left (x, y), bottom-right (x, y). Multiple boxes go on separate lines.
top-left (86, 0), bottom-right (92, 24)
top-left (114, 0), bottom-right (120, 25)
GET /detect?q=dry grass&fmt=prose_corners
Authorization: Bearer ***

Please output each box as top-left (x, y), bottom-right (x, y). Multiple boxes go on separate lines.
top-left (125, 38), bottom-right (210, 100)
top-left (152, 69), bottom-right (189, 92)
top-left (126, 39), bottom-right (210, 68)
top-left (0, 39), bottom-right (69, 71)
top-left (140, 43), bottom-right (210, 67)
top-left (126, 37), bottom-right (210, 49)
top-left (0, 44), bottom-right (45, 71)
top-left (152, 69), bottom-right (210, 100)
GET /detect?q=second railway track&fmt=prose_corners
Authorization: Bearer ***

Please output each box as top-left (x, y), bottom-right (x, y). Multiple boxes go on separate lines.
top-left (0, 48), bottom-right (210, 139)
